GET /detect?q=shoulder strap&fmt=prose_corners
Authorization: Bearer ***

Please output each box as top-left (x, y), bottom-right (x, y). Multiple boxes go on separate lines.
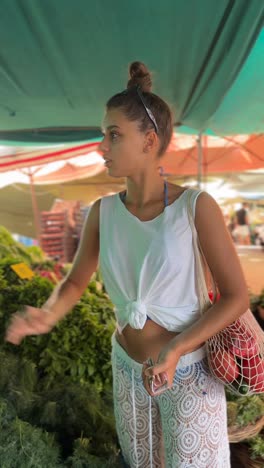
top-left (186, 190), bottom-right (216, 314)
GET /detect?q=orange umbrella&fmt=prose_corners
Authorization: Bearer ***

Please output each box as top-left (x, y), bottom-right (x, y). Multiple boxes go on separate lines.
top-left (224, 134), bottom-right (264, 166)
top-left (162, 134), bottom-right (264, 177)
top-left (33, 160), bottom-right (104, 185)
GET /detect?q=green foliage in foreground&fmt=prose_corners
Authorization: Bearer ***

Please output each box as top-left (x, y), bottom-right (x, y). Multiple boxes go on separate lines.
top-left (0, 349), bottom-right (121, 465)
top-left (0, 258), bottom-right (115, 393)
top-left (247, 435), bottom-right (264, 460)
top-left (65, 437), bottom-right (122, 468)
top-left (0, 245), bottom-right (263, 465)
top-left (226, 391), bottom-right (264, 428)
top-left (0, 255), bottom-right (120, 464)
top-left (0, 227), bottom-right (32, 263)
top-left (37, 289), bottom-right (115, 392)
top-left (0, 398), bottom-right (62, 468)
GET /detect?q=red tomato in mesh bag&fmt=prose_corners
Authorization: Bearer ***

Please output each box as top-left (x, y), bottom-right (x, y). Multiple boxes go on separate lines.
top-left (220, 324), bottom-right (259, 358)
top-left (229, 336), bottom-right (259, 358)
top-left (210, 349), bottom-right (239, 383)
top-left (242, 356), bottom-right (264, 392)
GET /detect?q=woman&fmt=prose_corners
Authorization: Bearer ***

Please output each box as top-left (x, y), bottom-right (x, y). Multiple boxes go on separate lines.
top-left (6, 62), bottom-right (249, 467)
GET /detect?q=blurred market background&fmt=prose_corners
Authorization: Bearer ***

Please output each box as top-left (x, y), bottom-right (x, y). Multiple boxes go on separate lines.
top-left (1, 133), bottom-right (263, 295)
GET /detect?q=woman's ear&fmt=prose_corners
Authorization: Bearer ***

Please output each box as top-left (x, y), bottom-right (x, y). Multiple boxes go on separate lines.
top-left (143, 131), bottom-right (159, 153)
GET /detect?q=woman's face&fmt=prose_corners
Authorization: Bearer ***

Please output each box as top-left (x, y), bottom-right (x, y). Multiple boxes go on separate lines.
top-left (99, 108), bottom-right (157, 178)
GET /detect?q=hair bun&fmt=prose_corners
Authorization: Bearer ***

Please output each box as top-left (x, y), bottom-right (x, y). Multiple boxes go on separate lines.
top-left (127, 61), bottom-right (152, 93)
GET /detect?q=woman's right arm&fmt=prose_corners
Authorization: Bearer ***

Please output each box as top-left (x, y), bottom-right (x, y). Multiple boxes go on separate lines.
top-left (6, 199), bottom-right (101, 344)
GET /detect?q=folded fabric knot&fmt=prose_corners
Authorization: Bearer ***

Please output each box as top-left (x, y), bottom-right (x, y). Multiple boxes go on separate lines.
top-left (126, 300), bottom-right (147, 329)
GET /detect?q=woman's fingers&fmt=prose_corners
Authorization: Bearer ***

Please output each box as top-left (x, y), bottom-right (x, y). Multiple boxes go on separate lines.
top-left (144, 361), bottom-right (167, 377)
top-left (6, 317), bottom-right (30, 344)
top-left (143, 372), bottom-right (169, 396)
top-left (6, 317), bottom-right (34, 343)
top-left (142, 360), bottom-right (170, 396)
top-left (5, 307), bottom-right (52, 344)
top-left (26, 306), bottom-right (54, 330)
top-left (142, 361), bottom-right (153, 395)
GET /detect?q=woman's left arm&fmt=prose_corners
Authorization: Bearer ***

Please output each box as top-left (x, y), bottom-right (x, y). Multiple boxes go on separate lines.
top-left (174, 192), bottom-right (249, 354)
top-left (145, 192), bottom-right (249, 386)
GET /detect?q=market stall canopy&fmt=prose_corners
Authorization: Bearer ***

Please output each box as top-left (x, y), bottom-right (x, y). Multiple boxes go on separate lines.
top-left (32, 161), bottom-right (104, 185)
top-left (0, 152), bottom-right (105, 188)
top-left (0, 0), bottom-right (263, 145)
top-left (0, 132), bottom-right (263, 177)
top-left (0, 140), bottom-right (100, 172)
top-left (31, 133), bottom-right (264, 180)
top-left (162, 133), bottom-right (264, 175)
top-left (0, 133), bottom-right (264, 187)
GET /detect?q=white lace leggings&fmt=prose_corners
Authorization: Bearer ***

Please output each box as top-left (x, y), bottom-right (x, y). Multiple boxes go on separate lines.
top-left (111, 334), bottom-right (230, 468)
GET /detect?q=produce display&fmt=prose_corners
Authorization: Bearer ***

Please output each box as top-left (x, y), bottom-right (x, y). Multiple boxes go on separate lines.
top-left (207, 289), bottom-right (264, 396)
top-left (0, 227), bottom-right (263, 465)
top-left (208, 319), bottom-right (264, 394)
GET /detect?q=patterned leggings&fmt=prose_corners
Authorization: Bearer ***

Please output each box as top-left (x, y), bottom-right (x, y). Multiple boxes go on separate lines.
top-left (111, 334), bottom-right (230, 468)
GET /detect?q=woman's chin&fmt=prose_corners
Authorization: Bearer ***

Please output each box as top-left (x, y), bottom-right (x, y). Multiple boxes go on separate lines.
top-left (106, 167), bottom-right (126, 178)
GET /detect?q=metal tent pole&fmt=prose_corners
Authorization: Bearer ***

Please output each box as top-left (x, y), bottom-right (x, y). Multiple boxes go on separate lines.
top-left (28, 170), bottom-right (41, 243)
top-left (197, 132), bottom-right (203, 189)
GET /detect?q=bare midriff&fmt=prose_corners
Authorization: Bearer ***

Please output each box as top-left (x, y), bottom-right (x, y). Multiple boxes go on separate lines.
top-left (115, 320), bottom-right (202, 364)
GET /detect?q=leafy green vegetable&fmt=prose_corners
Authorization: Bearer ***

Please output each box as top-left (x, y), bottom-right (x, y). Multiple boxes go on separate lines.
top-left (235, 396), bottom-right (264, 427)
top-left (0, 398), bottom-right (62, 468)
top-left (247, 435), bottom-right (264, 460)
top-left (0, 227), bottom-right (32, 263)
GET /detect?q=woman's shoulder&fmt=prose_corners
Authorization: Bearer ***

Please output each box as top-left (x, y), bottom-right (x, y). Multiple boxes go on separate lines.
top-left (195, 190), bottom-right (220, 213)
top-left (194, 190), bottom-right (225, 234)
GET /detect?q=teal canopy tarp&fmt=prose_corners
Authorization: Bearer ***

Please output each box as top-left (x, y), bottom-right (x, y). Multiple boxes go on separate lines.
top-left (0, 0), bottom-right (263, 144)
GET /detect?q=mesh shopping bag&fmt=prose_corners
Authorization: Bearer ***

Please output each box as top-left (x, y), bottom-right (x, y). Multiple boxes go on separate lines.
top-left (187, 193), bottom-right (264, 396)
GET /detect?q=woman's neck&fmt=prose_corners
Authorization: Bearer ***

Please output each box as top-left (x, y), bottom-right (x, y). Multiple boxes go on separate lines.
top-left (121, 178), bottom-right (168, 208)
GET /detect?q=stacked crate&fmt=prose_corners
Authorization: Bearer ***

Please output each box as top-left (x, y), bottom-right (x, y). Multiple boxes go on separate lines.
top-left (40, 200), bottom-right (82, 262)
top-left (75, 205), bottom-right (92, 240)
top-left (74, 205), bottom-right (85, 241)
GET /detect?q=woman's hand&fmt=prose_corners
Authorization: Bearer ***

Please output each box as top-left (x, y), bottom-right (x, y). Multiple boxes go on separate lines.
top-left (5, 305), bottom-right (55, 345)
top-left (142, 339), bottom-right (181, 396)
